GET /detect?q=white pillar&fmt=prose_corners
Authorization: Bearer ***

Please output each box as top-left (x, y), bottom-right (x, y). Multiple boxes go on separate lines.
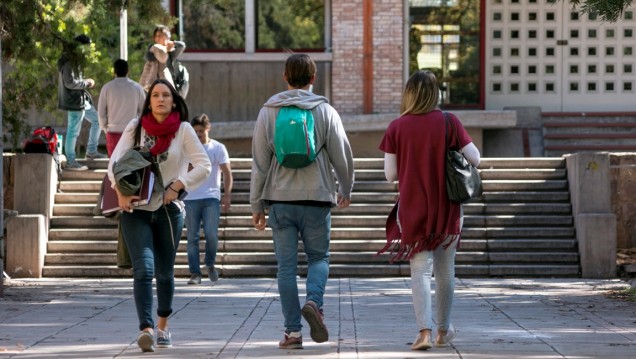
top-left (120, 8), bottom-right (128, 60)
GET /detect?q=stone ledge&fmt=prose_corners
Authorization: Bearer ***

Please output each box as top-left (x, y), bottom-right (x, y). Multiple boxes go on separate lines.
top-left (213, 110), bottom-right (518, 140)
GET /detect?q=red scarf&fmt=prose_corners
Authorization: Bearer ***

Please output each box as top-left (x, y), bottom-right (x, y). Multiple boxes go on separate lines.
top-left (141, 112), bottom-right (181, 156)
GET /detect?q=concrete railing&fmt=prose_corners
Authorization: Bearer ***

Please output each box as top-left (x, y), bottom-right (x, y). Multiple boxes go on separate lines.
top-left (5, 154), bottom-right (58, 278)
top-left (565, 153), bottom-right (617, 278)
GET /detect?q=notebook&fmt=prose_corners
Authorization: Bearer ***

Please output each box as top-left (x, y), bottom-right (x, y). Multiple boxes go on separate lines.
top-left (101, 166), bottom-right (154, 215)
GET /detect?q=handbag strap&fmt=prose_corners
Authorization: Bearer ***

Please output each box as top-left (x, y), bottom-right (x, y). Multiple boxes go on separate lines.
top-left (443, 111), bottom-right (460, 151)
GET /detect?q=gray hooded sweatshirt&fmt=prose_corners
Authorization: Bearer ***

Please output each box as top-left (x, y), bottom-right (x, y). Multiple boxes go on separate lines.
top-left (250, 89), bottom-right (354, 213)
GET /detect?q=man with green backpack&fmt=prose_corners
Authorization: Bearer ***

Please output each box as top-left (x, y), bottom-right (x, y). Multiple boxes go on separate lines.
top-left (250, 53), bottom-right (354, 350)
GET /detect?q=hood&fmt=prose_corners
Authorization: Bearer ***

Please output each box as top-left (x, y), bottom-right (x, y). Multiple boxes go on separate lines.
top-left (263, 89), bottom-right (328, 110)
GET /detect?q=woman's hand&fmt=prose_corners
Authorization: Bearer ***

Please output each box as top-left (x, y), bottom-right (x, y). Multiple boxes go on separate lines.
top-left (115, 186), bottom-right (140, 213)
top-left (164, 180), bottom-right (184, 205)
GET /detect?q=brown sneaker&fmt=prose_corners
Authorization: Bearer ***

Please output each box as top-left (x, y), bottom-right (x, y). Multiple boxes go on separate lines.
top-left (411, 329), bottom-right (432, 350)
top-left (301, 300), bottom-right (328, 343)
top-left (278, 332), bottom-right (303, 349)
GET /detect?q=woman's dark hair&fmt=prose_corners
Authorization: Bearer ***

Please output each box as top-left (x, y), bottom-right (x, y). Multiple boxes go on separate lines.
top-left (135, 79), bottom-right (188, 144)
top-left (141, 79), bottom-right (188, 121)
top-left (191, 113), bottom-right (211, 129)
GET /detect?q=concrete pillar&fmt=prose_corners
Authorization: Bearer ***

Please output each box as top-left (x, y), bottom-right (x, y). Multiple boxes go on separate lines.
top-left (6, 215), bottom-right (47, 278)
top-left (13, 154), bottom-right (57, 231)
top-left (565, 152), bottom-right (617, 278)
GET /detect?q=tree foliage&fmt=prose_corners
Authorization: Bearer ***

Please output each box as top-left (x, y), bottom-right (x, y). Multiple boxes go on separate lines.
top-left (566, 0), bottom-right (633, 23)
top-left (0, 0), bottom-right (172, 150)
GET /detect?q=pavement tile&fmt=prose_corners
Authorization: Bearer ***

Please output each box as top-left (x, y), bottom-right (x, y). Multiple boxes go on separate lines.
top-left (0, 277), bottom-right (634, 358)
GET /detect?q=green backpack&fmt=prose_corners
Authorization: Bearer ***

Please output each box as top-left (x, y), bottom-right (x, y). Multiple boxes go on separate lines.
top-left (274, 106), bottom-right (321, 168)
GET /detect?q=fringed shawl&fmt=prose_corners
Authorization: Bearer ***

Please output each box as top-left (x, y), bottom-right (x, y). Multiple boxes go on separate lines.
top-left (377, 111), bottom-right (471, 263)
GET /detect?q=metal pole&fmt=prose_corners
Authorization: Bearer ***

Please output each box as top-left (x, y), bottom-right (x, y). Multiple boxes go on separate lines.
top-left (120, 8), bottom-right (128, 60)
top-left (1, 36), bottom-right (4, 298)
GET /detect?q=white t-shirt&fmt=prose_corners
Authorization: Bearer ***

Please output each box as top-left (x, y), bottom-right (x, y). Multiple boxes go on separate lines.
top-left (185, 139), bottom-right (229, 200)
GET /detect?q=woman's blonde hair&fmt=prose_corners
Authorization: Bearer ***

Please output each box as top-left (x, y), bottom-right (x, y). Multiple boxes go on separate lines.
top-left (400, 71), bottom-right (439, 116)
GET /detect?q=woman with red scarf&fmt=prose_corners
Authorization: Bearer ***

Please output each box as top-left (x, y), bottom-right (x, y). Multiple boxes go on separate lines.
top-left (107, 79), bottom-right (211, 352)
top-left (378, 71), bottom-right (480, 351)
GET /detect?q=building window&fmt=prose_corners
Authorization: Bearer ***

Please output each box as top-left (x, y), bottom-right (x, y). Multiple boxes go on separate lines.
top-left (588, 64), bottom-right (597, 73)
top-left (587, 82), bottom-right (597, 91)
top-left (624, 82), bottom-right (632, 91)
top-left (528, 83), bottom-right (537, 92)
top-left (510, 65), bottom-right (519, 74)
top-left (545, 65), bottom-right (555, 74)
top-left (588, 29), bottom-right (597, 38)
top-left (529, 47), bottom-right (537, 56)
top-left (606, 82), bottom-right (615, 91)
top-left (510, 82), bottom-right (520, 92)
top-left (493, 65), bottom-right (502, 74)
top-left (410, 0), bottom-right (481, 106)
top-left (570, 29), bottom-right (579, 38)
top-left (570, 65), bottom-right (578, 74)
top-left (178, 0), bottom-right (325, 52)
top-left (528, 30), bottom-right (537, 39)
top-left (606, 29), bottom-right (615, 38)
top-left (570, 47), bottom-right (579, 56)
top-left (528, 65), bottom-right (537, 74)
top-left (606, 64), bottom-right (615, 74)
top-left (545, 82), bottom-right (555, 92)
top-left (570, 82), bottom-right (579, 92)
top-left (625, 64), bottom-right (633, 73)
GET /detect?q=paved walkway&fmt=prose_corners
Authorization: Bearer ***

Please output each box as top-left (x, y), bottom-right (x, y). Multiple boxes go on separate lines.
top-left (0, 277), bottom-right (635, 358)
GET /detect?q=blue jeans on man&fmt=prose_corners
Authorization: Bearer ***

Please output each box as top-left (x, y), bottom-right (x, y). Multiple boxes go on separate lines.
top-left (184, 198), bottom-right (220, 274)
top-left (267, 203), bottom-right (331, 333)
top-left (120, 203), bottom-right (184, 331)
top-left (65, 102), bottom-right (101, 163)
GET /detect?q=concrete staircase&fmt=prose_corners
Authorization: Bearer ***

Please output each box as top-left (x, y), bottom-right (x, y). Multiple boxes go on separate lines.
top-left (45, 157), bottom-right (580, 278)
top-left (542, 115), bottom-right (636, 157)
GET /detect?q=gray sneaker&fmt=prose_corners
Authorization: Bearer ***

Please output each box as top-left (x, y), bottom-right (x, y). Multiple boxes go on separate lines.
top-left (208, 266), bottom-right (219, 282)
top-left (137, 330), bottom-right (155, 352)
top-left (65, 160), bottom-right (88, 171)
top-left (156, 329), bottom-right (172, 348)
top-left (86, 151), bottom-right (107, 159)
top-left (187, 274), bottom-right (201, 285)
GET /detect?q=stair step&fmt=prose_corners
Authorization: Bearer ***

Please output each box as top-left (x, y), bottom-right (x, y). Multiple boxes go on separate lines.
top-left (40, 263), bottom-right (580, 278)
top-left (45, 157), bottom-right (580, 278)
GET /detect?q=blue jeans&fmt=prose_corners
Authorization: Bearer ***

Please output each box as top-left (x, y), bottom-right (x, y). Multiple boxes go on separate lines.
top-left (65, 103), bottom-right (101, 163)
top-left (120, 203), bottom-right (184, 331)
top-left (184, 198), bottom-right (220, 274)
top-left (267, 203), bottom-right (331, 333)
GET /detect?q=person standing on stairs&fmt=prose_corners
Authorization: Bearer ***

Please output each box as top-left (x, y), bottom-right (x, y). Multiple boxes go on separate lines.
top-left (57, 34), bottom-right (107, 171)
top-left (250, 54), bottom-right (354, 349)
top-left (377, 70), bottom-right (480, 351)
top-left (107, 79), bottom-right (211, 352)
top-left (184, 113), bottom-right (233, 285)
top-left (98, 59), bottom-right (146, 156)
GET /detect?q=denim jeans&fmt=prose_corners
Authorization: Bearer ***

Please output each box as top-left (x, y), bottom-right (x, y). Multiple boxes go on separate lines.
top-left (184, 198), bottom-right (220, 274)
top-left (267, 203), bottom-right (331, 332)
top-left (120, 203), bottom-right (184, 331)
top-left (409, 214), bottom-right (463, 332)
top-left (65, 103), bottom-right (101, 163)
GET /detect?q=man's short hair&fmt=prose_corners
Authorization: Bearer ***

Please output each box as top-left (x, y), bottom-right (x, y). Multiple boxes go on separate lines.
top-left (284, 54), bottom-right (316, 88)
top-left (113, 59), bottom-right (128, 77)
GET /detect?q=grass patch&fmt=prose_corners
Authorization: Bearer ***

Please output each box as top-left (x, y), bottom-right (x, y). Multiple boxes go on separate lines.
top-left (607, 286), bottom-right (636, 302)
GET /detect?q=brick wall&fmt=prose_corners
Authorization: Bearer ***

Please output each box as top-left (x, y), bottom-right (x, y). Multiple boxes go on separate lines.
top-left (331, 0), bottom-right (404, 115)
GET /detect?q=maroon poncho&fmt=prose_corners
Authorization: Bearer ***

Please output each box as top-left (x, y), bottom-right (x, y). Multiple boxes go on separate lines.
top-left (378, 110), bottom-right (472, 262)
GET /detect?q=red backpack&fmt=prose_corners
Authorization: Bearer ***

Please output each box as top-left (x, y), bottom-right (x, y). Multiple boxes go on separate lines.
top-left (24, 126), bottom-right (59, 155)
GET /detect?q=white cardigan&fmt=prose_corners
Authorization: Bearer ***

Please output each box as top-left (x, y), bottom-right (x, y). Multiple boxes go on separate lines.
top-left (107, 118), bottom-right (211, 210)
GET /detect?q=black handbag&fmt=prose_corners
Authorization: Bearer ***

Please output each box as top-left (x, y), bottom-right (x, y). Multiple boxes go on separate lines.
top-left (444, 112), bottom-right (482, 203)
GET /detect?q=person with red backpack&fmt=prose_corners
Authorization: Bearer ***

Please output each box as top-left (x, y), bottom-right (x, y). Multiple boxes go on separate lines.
top-left (57, 34), bottom-right (107, 171)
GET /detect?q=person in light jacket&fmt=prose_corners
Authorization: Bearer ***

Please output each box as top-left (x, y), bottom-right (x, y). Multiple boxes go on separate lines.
top-left (108, 78), bottom-right (211, 353)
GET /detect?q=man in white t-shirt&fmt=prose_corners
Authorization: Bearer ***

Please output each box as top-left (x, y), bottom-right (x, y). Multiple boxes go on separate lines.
top-left (184, 114), bottom-right (233, 284)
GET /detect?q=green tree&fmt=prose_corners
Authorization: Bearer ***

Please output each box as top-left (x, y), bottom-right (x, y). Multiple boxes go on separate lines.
top-left (565, 0), bottom-right (632, 22)
top-left (0, 0), bottom-right (172, 150)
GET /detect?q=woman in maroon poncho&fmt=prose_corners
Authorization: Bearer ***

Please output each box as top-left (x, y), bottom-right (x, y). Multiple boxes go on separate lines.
top-left (378, 71), bottom-right (480, 350)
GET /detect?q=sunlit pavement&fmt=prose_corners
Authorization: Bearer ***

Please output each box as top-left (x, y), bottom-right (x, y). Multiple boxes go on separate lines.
top-left (0, 277), bottom-right (634, 358)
